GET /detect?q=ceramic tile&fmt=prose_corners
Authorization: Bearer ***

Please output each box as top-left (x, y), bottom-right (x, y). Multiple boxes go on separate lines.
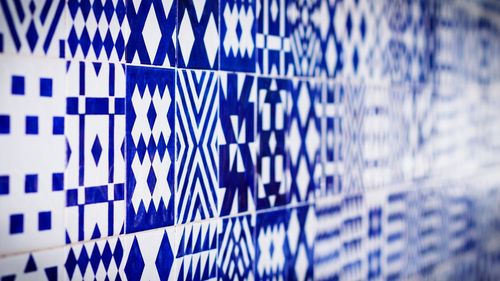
top-left (256, 0), bottom-right (290, 76)
top-left (176, 69), bottom-right (219, 224)
top-left (64, 60), bottom-right (126, 243)
top-left (218, 72), bottom-right (256, 217)
top-left (125, 65), bottom-right (175, 233)
top-left (0, 247), bottom-right (64, 280)
top-left (126, 0), bottom-right (177, 66)
top-left (177, 0), bottom-right (219, 70)
top-left (0, 0), bottom-right (66, 57)
top-left (218, 214), bottom-right (255, 280)
top-left (219, 0), bottom-right (256, 72)
top-left (286, 0), bottom-right (321, 77)
top-left (0, 56), bottom-right (66, 255)
top-left (256, 77), bottom-right (289, 210)
top-left (174, 220), bottom-right (218, 280)
top-left (287, 79), bottom-right (321, 204)
top-left (66, 0), bottom-right (130, 62)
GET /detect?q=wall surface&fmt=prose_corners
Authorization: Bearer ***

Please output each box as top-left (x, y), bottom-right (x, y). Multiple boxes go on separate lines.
top-left (1, 0), bottom-right (500, 280)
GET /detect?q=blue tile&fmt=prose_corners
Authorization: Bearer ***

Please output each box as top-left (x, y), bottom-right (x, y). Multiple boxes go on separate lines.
top-left (177, 0), bottom-right (219, 69)
top-left (10, 214), bottom-right (24, 234)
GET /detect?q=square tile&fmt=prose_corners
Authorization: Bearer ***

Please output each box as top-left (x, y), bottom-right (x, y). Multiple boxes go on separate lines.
top-left (177, 0), bottom-right (219, 70)
top-left (219, 72), bottom-right (256, 216)
top-left (0, 0), bottom-right (66, 57)
top-left (314, 196), bottom-right (342, 280)
top-left (0, 56), bottom-right (66, 255)
top-left (174, 220), bottom-right (218, 280)
top-left (255, 208), bottom-right (287, 280)
top-left (65, 61), bottom-right (126, 243)
top-left (126, 0), bottom-right (177, 66)
top-left (126, 65), bottom-right (175, 233)
top-left (176, 69), bottom-right (219, 224)
top-left (67, 0), bottom-right (130, 62)
top-left (218, 214), bottom-right (255, 280)
top-left (256, 77), bottom-right (289, 210)
top-left (287, 79), bottom-right (321, 204)
top-left (320, 81), bottom-right (345, 197)
top-left (286, 0), bottom-right (322, 77)
top-left (286, 204), bottom-right (316, 281)
top-left (220, 0), bottom-right (256, 72)
top-left (256, 0), bottom-right (290, 76)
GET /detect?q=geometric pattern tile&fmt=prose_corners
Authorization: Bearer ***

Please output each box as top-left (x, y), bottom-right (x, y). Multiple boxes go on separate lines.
top-left (176, 69), bottom-right (219, 224)
top-left (65, 61), bottom-right (126, 243)
top-left (0, 0), bottom-right (66, 57)
top-left (0, 56), bottom-right (66, 255)
top-left (256, 77), bottom-right (289, 210)
top-left (286, 204), bottom-right (316, 281)
top-left (125, 66), bottom-right (175, 233)
top-left (0, 247), bottom-right (64, 281)
top-left (218, 72), bottom-right (256, 217)
top-left (174, 220), bottom-right (218, 280)
top-left (256, 0), bottom-right (290, 76)
top-left (287, 79), bottom-right (321, 204)
top-left (67, 0), bottom-right (130, 62)
top-left (314, 196), bottom-right (343, 281)
top-left (220, 0), bottom-right (256, 72)
top-left (316, 0), bottom-right (342, 78)
top-left (286, 0), bottom-right (321, 77)
top-left (218, 214), bottom-right (255, 280)
top-left (177, 0), bottom-right (219, 70)
top-left (64, 226), bottom-right (175, 281)
top-left (255, 208), bottom-right (287, 280)
top-left (126, 0), bottom-right (176, 66)
top-left (320, 80), bottom-right (345, 198)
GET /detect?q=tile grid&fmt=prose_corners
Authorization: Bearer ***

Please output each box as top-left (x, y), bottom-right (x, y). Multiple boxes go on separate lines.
top-left (0, 0), bottom-right (500, 280)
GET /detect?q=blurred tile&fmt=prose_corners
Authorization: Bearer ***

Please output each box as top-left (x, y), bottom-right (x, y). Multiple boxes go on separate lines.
top-left (0, 247), bottom-right (64, 280)
top-left (218, 214), bottom-right (255, 280)
top-left (256, 77), bottom-right (289, 210)
top-left (287, 79), bottom-right (321, 204)
top-left (0, 0), bottom-right (66, 57)
top-left (0, 56), bottom-right (66, 255)
top-left (220, 0), bottom-right (256, 72)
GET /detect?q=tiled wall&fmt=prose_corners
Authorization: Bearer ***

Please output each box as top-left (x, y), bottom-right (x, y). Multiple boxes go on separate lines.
top-left (1, 0), bottom-right (500, 280)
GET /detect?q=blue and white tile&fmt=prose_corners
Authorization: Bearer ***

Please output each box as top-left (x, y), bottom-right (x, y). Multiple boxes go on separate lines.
top-left (314, 196), bottom-right (343, 281)
top-left (256, 0), bottom-right (290, 76)
top-left (287, 79), bottom-right (321, 204)
top-left (256, 77), bottom-right (289, 210)
top-left (286, 204), bottom-right (316, 281)
top-left (0, 247), bottom-right (64, 280)
top-left (0, 0), bottom-right (66, 57)
top-left (67, 0), bottom-right (130, 62)
top-left (286, 0), bottom-right (321, 77)
top-left (220, 0), bottom-right (256, 72)
top-left (126, 0), bottom-right (177, 67)
top-left (0, 56), bottom-right (66, 255)
top-left (218, 72), bottom-right (256, 217)
top-left (64, 226), bottom-right (176, 280)
top-left (176, 69), bottom-right (219, 224)
top-left (255, 208), bottom-right (287, 280)
top-left (174, 220), bottom-right (218, 280)
top-left (316, 0), bottom-right (341, 78)
top-left (65, 61), bottom-right (126, 243)
top-left (177, 0), bottom-right (219, 70)
top-left (218, 214), bottom-right (255, 280)
top-left (320, 80), bottom-right (345, 198)
top-left (126, 65), bottom-right (175, 233)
